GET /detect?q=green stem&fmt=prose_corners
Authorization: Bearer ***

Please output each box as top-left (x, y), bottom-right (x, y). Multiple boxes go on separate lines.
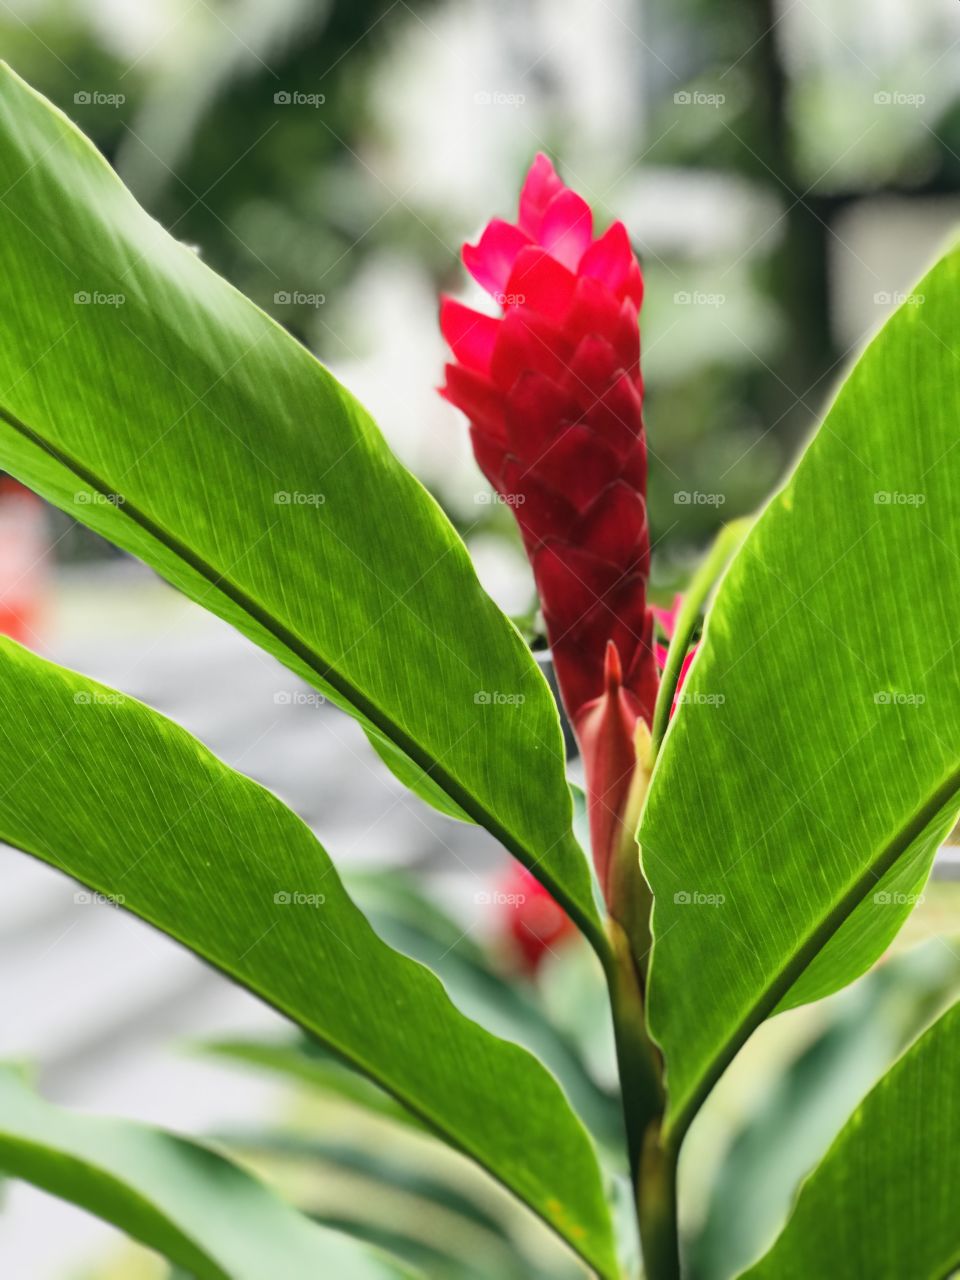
top-left (638, 1130), bottom-right (681, 1280)
top-left (607, 920), bottom-right (662, 1170)
top-left (605, 919), bottom-right (680, 1279)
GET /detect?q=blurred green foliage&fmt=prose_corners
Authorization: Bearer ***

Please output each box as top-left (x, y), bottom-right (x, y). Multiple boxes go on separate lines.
top-left (3, 0), bottom-right (958, 571)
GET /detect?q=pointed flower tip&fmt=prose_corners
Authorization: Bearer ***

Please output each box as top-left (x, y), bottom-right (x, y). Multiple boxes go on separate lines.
top-left (528, 150), bottom-right (558, 179)
top-left (603, 639), bottom-right (623, 695)
top-left (461, 239), bottom-right (481, 274)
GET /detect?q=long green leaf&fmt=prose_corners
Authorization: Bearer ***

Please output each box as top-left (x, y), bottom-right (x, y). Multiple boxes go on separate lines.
top-left (218, 1131), bottom-right (547, 1280)
top-left (0, 63), bottom-right (602, 947)
top-left (0, 1066), bottom-right (410, 1280)
top-left (225, 1132), bottom-right (513, 1241)
top-left (690, 940), bottom-right (960, 1280)
top-left (741, 998), bottom-right (960, 1279)
top-left (348, 870), bottom-right (624, 1148)
top-left (0, 639), bottom-right (618, 1278)
top-left (642, 245), bottom-right (960, 1143)
top-left (203, 1038), bottom-right (428, 1134)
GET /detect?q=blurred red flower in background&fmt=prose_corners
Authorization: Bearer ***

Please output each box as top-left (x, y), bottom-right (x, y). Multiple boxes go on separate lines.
top-left (0, 478), bottom-right (49, 647)
top-left (497, 862), bottom-right (576, 975)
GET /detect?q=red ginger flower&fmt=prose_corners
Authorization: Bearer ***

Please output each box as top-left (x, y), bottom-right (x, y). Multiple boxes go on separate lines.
top-left (439, 154), bottom-right (658, 905)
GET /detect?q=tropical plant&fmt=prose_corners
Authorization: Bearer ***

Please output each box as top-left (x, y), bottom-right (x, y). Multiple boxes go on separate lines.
top-left (0, 61), bottom-right (958, 1279)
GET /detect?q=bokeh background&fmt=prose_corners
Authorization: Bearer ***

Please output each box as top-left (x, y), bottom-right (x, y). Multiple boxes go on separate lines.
top-left (2, 1), bottom-right (960, 1276)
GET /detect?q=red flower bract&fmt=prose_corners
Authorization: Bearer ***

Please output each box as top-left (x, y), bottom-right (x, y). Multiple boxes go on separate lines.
top-left (440, 154), bottom-right (658, 902)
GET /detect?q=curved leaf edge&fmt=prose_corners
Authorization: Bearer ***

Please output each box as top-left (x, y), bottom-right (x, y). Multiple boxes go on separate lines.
top-left (738, 996), bottom-right (960, 1279)
top-left (0, 1065), bottom-right (414, 1280)
top-left (0, 62), bottom-right (605, 955)
top-left (641, 247), bottom-right (960, 1148)
top-left (0, 639), bottom-right (618, 1280)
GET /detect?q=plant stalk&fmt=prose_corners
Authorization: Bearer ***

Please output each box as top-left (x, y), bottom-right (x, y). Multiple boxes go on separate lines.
top-left (606, 918), bottom-right (681, 1280)
top-left (638, 1127), bottom-right (680, 1280)
top-left (606, 917), bottom-right (662, 1171)
top-left (602, 724), bottom-right (682, 1279)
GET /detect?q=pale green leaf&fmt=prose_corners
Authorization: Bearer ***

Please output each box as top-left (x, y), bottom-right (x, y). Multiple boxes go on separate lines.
top-left (690, 940), bottom-right (960, 1280)
top-left (0, 1065), bottom-right (410, 1280)
top-left (202, 1038), bottom-right (426, 1134)
top-left (741, 998), bottom-right (960, 1279)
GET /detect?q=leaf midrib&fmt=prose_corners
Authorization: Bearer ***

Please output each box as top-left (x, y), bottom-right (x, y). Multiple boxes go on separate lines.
top-left (0, 399), bottom-right (601, 949)
top-left (665, 760), bottom-right (960, 1149)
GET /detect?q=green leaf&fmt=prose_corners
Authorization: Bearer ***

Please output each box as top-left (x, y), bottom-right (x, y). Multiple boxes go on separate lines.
top-left (225, 1132), bottom-right (514, 1242)
top-left (0, 639), bottom-right (618, 1279)
top-left (689, 940), bottom-right (960, 1280)
top-left (216, 1131), bottom-right (551, 1280)
top-left (741, 997), bottom-right (960, 1279)
top-left (310, 1219), bottom-right (529, 1280)
top-left (650, 517), bottom-right (753, 756)
top-left (202, 1038), bottom-right (428, 1134)
top-left (642, 245), bottom-right (960, 1144)
top-left (347, 870), bottom-right (624, 1149)
top-left (0, 63), bottom-right (602, 948)
top-left (0, 1065), bottom-right (411, 1280)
